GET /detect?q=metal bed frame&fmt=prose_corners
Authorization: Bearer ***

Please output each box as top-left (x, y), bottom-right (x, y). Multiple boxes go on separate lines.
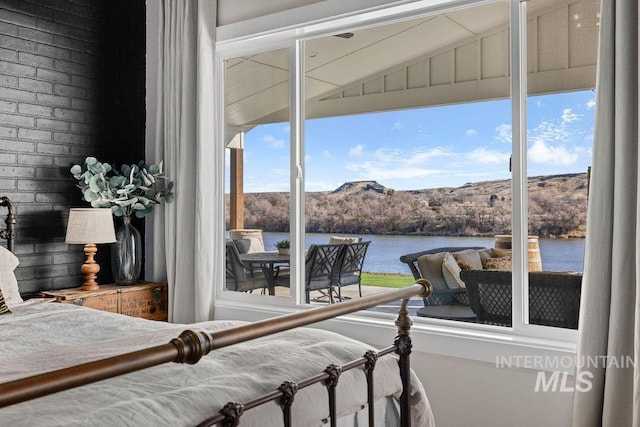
top-left (0, 196), bottom-right (15, 252)
top-left (0, 195), bottom-right (430, 427)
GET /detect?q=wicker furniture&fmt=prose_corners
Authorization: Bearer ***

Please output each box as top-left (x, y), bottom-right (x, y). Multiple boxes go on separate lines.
top-left (460, 270), bottom-right (582, 329)
top-left (399, 246), bottom-right (486, 307)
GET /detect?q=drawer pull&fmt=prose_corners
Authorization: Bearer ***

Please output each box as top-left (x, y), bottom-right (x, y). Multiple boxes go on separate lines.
top-left (72, 298), bottom-right (83, 306)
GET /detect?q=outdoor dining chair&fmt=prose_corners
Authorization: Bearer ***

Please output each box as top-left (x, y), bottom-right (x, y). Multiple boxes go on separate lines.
top-left (304, 243), bottom-right (343, 303)
top-left (225, 240), bottom-right (271, 293)
top-left (333, 241), bottom-right (370, 301)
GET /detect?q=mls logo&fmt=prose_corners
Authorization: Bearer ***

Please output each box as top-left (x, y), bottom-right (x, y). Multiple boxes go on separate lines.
top-left (534, 371), bottom-right (594, 392)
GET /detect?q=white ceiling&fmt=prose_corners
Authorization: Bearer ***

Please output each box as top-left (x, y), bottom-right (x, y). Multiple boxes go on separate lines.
top-left (225, 0), bottom-right (599, 130)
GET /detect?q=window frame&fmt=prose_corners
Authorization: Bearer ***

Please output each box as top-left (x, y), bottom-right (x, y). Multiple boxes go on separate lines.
top-left (215, 0), bottom-right (582, 363)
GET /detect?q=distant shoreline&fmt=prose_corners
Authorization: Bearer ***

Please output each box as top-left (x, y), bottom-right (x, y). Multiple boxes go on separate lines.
top-left (235, 172), bottom-right (588, 239)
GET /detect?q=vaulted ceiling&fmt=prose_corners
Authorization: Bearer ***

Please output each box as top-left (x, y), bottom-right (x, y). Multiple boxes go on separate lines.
top-left (225, 0), bottom-right (599, 133)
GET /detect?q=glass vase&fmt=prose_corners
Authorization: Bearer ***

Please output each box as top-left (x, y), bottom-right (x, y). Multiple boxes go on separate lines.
top-left (111, 215), bottom-right (142, 285)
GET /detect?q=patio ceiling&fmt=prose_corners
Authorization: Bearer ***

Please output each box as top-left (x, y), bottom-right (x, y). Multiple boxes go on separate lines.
top-left (224, 0), bottom-right (599, 135)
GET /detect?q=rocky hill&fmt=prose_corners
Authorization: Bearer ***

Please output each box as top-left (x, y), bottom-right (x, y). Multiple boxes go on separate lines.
top-left (238, 173), bottom-right (589, 238)
top-left (331, 181), bottom-right (388, 195)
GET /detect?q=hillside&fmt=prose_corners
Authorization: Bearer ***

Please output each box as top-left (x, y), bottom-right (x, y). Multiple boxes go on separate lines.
top-left (237, 173), bottom-right (589, 238)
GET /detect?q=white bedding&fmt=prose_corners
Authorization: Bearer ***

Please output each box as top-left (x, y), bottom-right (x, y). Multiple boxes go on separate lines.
top-left (0, 301), bottom-right (434, 426)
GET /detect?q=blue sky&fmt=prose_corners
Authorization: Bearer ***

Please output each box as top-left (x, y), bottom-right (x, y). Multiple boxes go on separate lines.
top-left (235, 90), bottom-right (595, 193)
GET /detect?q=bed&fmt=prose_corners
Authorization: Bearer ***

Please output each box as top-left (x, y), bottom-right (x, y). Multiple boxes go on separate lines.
top-left (0, 198), bottom-right (434, 427)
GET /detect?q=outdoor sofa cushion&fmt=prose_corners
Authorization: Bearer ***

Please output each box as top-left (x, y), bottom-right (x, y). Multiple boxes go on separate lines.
top-left (451, 249), bottom-right (484, 270)
top-left (482, 256), bottom-right (512, 270)
top-left (416, 247), bottom-right (514, 291)
top-left (416, 252), bottom-right (449, 290)
top-left (442, 253), bottom-right (465, 288)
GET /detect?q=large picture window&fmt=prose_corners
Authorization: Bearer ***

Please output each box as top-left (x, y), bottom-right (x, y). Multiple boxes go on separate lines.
top-left (219, 0), bottom-right (599, 335)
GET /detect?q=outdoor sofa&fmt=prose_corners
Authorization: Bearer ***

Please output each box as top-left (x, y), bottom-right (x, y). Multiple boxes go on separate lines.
top-left (400, 246), bottom-right (582, 328)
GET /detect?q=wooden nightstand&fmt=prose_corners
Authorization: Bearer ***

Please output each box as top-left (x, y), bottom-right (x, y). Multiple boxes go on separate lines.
top-left (40, 281), bottom-right (168, 321)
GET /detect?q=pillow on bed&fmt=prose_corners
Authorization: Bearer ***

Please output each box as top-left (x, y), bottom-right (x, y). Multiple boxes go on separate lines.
top-left (416, 252), bottom-right (449, 290)
top-left (0, 288), bottom-right (10, 314)
top-left (0, 246), bottom-right (21, 306)
top-left (442, 253), bottom-right (465, 288)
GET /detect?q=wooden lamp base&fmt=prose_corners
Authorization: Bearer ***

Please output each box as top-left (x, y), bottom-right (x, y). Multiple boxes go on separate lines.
top-left (80, 243), bottom-right (100, 291)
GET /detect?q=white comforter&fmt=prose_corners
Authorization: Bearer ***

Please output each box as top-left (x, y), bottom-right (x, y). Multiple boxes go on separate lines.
top-left (0, 301), bottom-right (433, 426)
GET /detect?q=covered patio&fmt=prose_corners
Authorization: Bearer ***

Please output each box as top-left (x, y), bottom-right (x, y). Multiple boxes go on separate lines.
top-left (224, 0), bottom-right (598, 228)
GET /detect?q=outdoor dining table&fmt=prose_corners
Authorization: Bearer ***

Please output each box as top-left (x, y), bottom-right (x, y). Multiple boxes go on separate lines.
top-left (239, 251), bottom-right (290, 295)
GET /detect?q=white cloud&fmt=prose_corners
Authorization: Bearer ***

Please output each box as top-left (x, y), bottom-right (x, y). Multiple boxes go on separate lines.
top-left (495, 124), bottom-right (512, 143)
top-left (358, 146), bottom-right (451, 166)
top-left (404, 147), bottom-right (452, 165)
top-left (305, 154), bottom-right (312, 162)
top-left (345, 161), bottom-right (441, 180)
top-left (322, 150), bottom-right (331, 158)
top-left (533, 121), bottom-right (570, 142)
top-left (262, 135), bottom-right (284, 148)
top-left (348, 144), bottom-right (365, 157)
top-left (561, 108), bottom-right (581, 123)
top-left (586, 98), bottom-right (596, 109)
top-left (392, 122), bottom-right (403, 130)
top-left (465, 148), bottom-right (510, 165)
top-left (466, 129), bottom-right (478, 137)
top-left (528, 139), bottom-right (578, 165)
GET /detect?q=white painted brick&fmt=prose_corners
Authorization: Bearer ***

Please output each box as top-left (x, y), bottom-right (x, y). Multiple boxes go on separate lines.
top-left (18, 102), bottom-right (53, 117)
top-left (18, 128), bottom-right (51, 141)
top-left (0, 112), bottom-right (35, 127)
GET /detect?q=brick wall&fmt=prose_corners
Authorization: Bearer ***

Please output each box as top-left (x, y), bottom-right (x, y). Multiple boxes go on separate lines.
top-left (0, 0), bottom-right (145, 296)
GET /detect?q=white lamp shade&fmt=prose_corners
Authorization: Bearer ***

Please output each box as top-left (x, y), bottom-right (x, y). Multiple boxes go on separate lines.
top-left (65, 208), bottom-right (117, 244)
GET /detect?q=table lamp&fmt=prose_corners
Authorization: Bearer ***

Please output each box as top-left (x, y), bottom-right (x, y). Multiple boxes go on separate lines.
top-left (65, 208), bottom-right (116, 291)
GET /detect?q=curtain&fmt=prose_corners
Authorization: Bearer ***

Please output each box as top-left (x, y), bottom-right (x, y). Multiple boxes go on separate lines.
top-left (154, 0), bottom-right (219, 323)
top-left (572, 0), bottom-right (639, 425)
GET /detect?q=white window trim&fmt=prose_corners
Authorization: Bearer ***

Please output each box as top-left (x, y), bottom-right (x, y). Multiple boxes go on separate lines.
top-left (215, 0), bottom-right (580, 369)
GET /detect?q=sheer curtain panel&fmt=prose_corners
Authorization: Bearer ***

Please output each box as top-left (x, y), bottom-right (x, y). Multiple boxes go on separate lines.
top-left (572, 0), bottom-right (640, 425)
top-left (154, 0), bottom-right (218, 323)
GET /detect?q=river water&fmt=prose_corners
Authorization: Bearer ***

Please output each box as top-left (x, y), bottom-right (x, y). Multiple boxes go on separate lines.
top-left (261, 232), bottom-right (585, 274)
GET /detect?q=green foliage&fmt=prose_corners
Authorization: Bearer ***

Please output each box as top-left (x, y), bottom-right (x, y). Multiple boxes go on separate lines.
top-left (275, 239), bottom-right (290, 249)
top-left (70, 157), bottom-right (174, 218)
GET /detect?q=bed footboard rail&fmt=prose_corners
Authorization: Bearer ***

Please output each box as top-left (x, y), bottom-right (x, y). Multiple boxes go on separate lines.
top-left (0, 280), bottom-right (431, 424)
top-left (197, 345), bottom-right (398, 427)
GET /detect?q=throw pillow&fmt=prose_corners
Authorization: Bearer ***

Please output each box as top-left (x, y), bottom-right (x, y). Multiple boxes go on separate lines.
top-left (482, 256), bottom-right (513, 270)
top-left (416, 252), bottom-right (449, 291)
top-left (0, 246), bottom-right (21, 306)
top-left (442, 253), bottom-right (465, 288)
top-left (457, 260), bottom-right (473, 271)
top-left (0, 288), bottom-right (10, 315)
top-left (492, 247), bottom-right (512, 258)
top-left (477, 248), bottom-right (494, 262)
top-left (452, 249), bottom-right (483, 270)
